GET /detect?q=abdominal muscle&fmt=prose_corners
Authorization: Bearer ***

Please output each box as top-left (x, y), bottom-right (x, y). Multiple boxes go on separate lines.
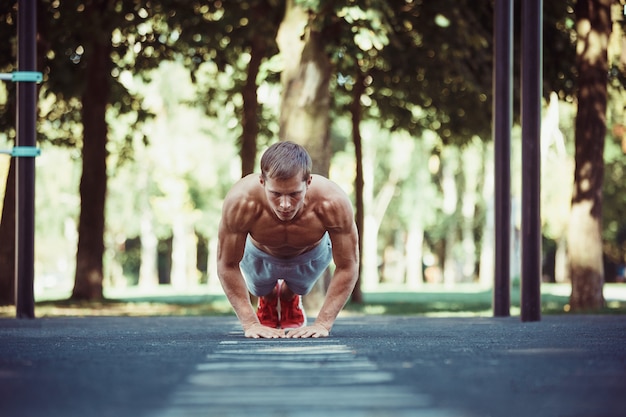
top-left (248, 213), bottom-right (326, 258)
top-left (249, 232), bottom-right (325, 258)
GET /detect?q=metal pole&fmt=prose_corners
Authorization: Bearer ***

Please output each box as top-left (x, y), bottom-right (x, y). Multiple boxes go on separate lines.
top-left (15, 0), bottom-right (37, 319)
top-left (520, 0), bottom-right (542, 322)
top-left (493, 0), bottom-right (513, 317)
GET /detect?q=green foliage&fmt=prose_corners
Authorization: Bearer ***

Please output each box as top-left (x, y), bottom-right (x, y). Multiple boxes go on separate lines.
top-left (105, 60), bottom-right (239, 273)
top-left (0, 3), bottom-right (17, 139)
top-left (0, 1), bottom-right (175, 151)
top-left (0, 0), bottom-right (623, 292)
top-left (542, 0), bottom-right (577, 98)
top-left (159, 0), bottom-right (284, 157)
top-left (328, 0), bottom-right (495, 143)
top-left (0, 0), bottom-right (581, 152)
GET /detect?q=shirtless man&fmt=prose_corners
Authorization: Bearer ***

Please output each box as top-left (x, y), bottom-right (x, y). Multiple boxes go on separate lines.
top-left (217, 141), bottom-right (359, 339)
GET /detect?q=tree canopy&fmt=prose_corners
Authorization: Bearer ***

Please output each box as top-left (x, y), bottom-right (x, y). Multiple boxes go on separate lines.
top-left (0, 1), bottom-right (624, 307)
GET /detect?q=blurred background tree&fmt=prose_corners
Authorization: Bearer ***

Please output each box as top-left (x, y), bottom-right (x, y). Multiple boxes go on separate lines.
top-left (0, 0), bottom-right (624, 311)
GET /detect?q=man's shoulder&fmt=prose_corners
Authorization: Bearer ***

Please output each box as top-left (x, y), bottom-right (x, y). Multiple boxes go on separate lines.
top-left (222, 174), bottom-right (264, 231)
top-left (309, 175), bottom-right (354, 227)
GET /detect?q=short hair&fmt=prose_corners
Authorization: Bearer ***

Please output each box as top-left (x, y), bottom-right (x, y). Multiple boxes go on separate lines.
top-left (260, 141), bottom-right (312, 181)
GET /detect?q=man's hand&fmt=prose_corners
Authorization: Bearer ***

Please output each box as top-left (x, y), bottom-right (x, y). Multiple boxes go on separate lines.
top-left (243, 323), bottom-right (285, 339)
top-left (285, 323), bottom-right (330, 339)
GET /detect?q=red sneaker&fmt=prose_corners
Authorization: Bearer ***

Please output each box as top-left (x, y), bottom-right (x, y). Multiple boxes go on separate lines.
top-left (280, 291), bottom-right (307, 329)
top-left (257, 285), bottom-right (279, 328)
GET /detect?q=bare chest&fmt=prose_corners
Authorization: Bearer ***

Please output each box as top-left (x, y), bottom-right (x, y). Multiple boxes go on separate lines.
top-left (249, 213), bottom-right (326, 257)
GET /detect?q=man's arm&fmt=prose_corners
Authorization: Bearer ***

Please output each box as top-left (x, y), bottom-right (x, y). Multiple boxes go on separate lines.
top-left (286, 191), bottom-right (359, 338)
top-left (314, 222), bottom-right (360, 328)
top-left (217, 193), bottom-right (285, 339)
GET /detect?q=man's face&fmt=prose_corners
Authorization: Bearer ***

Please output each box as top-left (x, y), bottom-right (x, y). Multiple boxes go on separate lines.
top-left (260, 174), bottom-right (311, 222)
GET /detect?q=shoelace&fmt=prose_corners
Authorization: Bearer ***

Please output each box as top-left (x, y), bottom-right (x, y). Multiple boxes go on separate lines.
top-left (258, 298), bottom-right (278, 322)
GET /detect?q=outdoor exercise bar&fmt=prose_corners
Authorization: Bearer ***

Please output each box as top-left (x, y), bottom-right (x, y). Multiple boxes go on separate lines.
top-left (521, 0), bottom-right (543, 322)
top-left (15, 0), bottom-right (38, 319)
top-left (0, 71), bottom-right (42, 83)
top-left (493, 0), bottom-right (513, 317)
top-left (493, 0), bottom-right (542, 321)
top-left (0, 146), bottom-right (41, 158)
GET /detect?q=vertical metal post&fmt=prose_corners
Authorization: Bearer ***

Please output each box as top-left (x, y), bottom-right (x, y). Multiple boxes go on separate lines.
top-left (493, 0), bottom-right (513, 317)
top-left (15, 0), bottom-right (37, 318)
top-left (520, 0), bottom-right (542, 322)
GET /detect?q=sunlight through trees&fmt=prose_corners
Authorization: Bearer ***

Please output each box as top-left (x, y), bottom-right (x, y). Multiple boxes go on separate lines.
top-left (0, 0), bottom-right (625, 311)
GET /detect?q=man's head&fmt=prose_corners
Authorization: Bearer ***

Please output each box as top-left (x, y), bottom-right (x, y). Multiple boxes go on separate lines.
top-left (259, 142), bottom-right (313, 222)
top-left (260, 141), bottom-right (312, 182)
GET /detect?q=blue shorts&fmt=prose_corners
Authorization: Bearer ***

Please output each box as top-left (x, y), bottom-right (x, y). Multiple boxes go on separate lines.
top-left (240, 233), bottom-right (332, 296)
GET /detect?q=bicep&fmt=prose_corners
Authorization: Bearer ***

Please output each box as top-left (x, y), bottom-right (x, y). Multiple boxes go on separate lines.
top-left (321, 190), bottom-right (359, 269)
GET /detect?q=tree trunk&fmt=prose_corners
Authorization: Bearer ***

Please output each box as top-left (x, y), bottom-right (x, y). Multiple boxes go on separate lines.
top-left (555, 236), bottom-right (568, 283)
top-left (461, 143), bottom-right (481, 282)
top-left (170, 211), bottom-right (197, 290)
top-left (72, 37), bottom-right (111, 301)
top-left (276, 0), bottom-right (332, 310)
top-left (350, 72), bottom-right (365, 303)
top-left (361, 149), bottom-right (379, 290)
top-left (0, 159), bottom-right (16, 305)
top-left (138, 209), bottom-right (158, 289)
top-left (362, 152), bottom-right (398, 290)
top-left (240, 37), bottom-right (265, 177)
top-left (442, 148), bottom-right (459, 287)
top-left (405, 220), bottom-right (424, 288)
top-left (276, 0), bottom-right (332, 175)
top-left (136, 142), bottom-right (158, 289)
top-left (206, 235), bottom-right (219, 290)
top-left (479, 142), bottom-right (495, 287)
top-left (567, 0), bottom-right (611, 311)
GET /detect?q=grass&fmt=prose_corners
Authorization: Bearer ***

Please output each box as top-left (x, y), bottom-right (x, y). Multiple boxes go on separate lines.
top-left (342, 285), bottom-right (495, 316)
top-left (346, 284), bottom-right (626, 316)
top-left (1, 283), bottom-right (625, 318)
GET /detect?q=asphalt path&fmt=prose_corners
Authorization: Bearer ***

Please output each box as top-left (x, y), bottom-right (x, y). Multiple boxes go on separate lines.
top-left (1, 315), bottom-right (625, 417)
